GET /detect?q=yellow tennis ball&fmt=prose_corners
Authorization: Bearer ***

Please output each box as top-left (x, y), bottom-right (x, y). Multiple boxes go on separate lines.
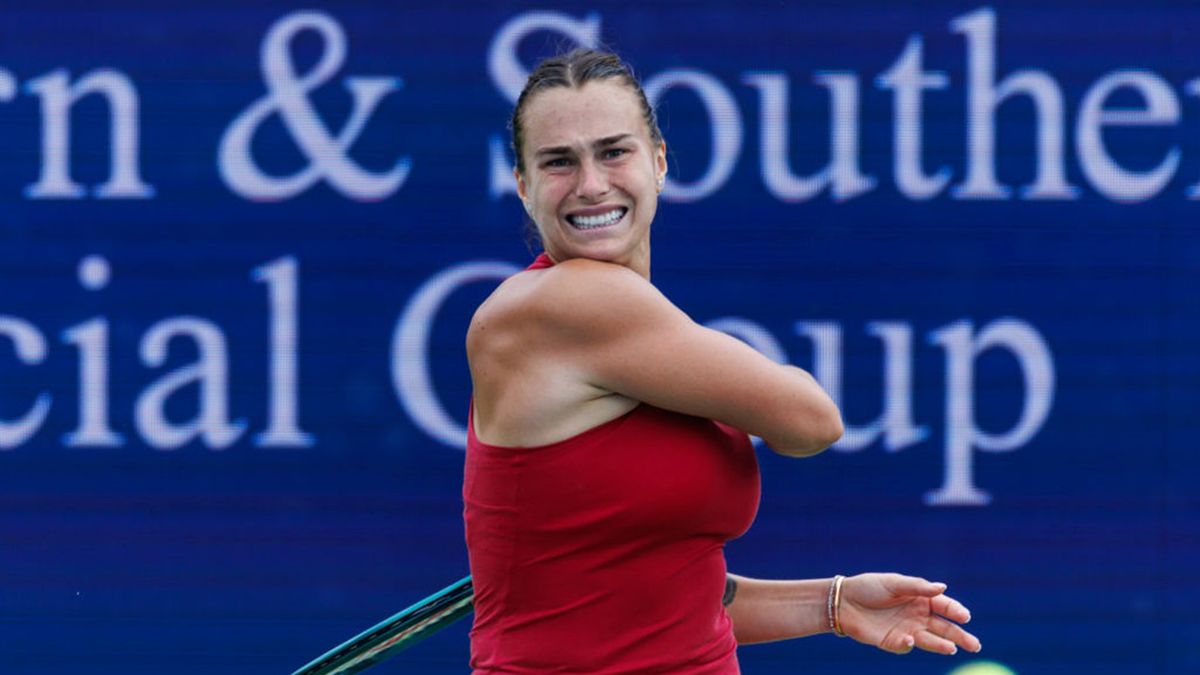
top-left (946, 662), bottom-right (1018, 675)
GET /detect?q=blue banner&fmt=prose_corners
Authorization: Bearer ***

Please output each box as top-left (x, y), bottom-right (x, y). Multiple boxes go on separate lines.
top-left (0, 3), bottom-right (1194, 674)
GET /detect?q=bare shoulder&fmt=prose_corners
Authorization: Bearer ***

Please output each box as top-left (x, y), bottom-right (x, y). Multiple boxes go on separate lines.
top-left (466, 260), bottom-right (646, 446)
top-left (525, 258), bottom-right (681, 338)
top-left (465, 269), bottom-right (542, 385)
top-left (470, 259), bottom-right (670, 348)
top-left (538, 257), bottom-right (656, 298)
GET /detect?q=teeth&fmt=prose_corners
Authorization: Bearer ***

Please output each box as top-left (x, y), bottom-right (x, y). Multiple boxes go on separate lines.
top-left (570, 208), bottom-right (625, 229)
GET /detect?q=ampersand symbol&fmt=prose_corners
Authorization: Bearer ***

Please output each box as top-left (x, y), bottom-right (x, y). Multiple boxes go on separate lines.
top-left (219, 11), bottom-right (410, 201)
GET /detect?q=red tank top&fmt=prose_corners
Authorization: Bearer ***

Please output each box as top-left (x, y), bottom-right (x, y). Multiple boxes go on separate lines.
top-left (463, 254), bottom-right (761, 674)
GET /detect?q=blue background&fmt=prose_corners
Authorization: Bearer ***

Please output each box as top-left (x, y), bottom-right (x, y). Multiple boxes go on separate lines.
top-left (0, 2), bottom-right (1195, 674)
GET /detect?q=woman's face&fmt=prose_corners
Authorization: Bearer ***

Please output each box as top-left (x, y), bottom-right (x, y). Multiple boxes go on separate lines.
top-left (515, 80), bottom-right (667, 273)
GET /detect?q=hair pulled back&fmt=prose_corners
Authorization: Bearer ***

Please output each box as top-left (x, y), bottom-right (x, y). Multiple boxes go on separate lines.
top-left (510, 48), bottom-right (663, 175)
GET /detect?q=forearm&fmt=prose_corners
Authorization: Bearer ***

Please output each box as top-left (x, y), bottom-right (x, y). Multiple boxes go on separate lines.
top-left (724, 574), bottom-right (833, 645)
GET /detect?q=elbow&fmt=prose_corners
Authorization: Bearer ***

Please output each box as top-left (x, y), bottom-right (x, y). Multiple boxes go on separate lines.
top-left (767, 405), bottom-right (843, 458)
top-left (820, 412), bottom-right (845, 451)
top-left (816, 409), bottom-right (845, 451)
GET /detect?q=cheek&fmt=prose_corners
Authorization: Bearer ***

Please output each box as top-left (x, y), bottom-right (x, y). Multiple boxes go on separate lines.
top-left (628, 163), bottom-right (659, 194)
top-left (534, 181), bottom-right (568, 210)
top-left (628, 173), bottom-right (660, 207)
top-left (531, 189), bottom-right (568, 232)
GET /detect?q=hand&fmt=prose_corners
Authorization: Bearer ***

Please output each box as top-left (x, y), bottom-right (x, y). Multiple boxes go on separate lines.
top-left (837, 573), bottom-right (982, 656)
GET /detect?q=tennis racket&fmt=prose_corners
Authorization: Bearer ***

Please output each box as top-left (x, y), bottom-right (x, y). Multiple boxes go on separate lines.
top-left (293, 576), bottom-right (474, 675)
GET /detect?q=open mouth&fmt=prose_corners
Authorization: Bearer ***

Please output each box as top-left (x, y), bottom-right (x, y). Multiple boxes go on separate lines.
top-left (566, 207), bottom-right (627, 230)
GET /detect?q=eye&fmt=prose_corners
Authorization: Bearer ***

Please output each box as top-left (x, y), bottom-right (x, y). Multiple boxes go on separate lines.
top-left (602, 148), bottom-right (628, 160)
top-left (543, 157), bottom-right (572, 168)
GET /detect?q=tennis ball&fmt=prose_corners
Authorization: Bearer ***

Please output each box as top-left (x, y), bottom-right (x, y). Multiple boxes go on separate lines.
top-left (946, 662), bottom-right (1018, 675)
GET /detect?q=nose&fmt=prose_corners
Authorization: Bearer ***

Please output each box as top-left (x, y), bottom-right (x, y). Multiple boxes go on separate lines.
top-left (574, 157), bottom-right (610, 201)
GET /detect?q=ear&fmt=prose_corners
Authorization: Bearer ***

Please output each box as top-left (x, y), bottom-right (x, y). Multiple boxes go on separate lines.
top-left (655, 140), bottom-right (668, 187)
top-left (514, 167), bottom-right (530, 210)
top-left (513, 166), bottom-right (528, 200)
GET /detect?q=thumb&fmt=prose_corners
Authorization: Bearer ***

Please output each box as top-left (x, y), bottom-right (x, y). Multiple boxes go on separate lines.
top-left (882, 632), bottom-right (916, 655)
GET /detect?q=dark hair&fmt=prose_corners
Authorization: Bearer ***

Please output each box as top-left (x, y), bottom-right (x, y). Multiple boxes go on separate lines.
top-left (510, 48), bottom-right (663, 175)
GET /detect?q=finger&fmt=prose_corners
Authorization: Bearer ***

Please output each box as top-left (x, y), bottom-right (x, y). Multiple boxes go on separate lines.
top-left (885, 573), bottom-right (947, 598)
top-left (930, 593), bottom-right (972, 624)
top-left (913, 628), bottom-right (959, 655)
top-left (927, 616), bottom-right (983, 653)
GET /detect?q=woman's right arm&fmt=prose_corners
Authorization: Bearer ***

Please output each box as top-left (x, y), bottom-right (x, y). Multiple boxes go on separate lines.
top-left (526, 258), bottom-right (843, 456)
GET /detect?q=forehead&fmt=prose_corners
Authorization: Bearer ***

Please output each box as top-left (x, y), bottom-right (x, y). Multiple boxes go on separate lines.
top-left (522, 80), bottom-right (649, 149)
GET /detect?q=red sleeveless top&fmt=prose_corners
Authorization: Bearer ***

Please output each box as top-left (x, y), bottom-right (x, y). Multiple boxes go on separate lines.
top-left (463, 254), bottom-right (761, 674)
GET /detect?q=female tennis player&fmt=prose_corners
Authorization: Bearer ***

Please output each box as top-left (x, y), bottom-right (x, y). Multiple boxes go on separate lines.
top-left (463, 49), bottom-right (982, 674)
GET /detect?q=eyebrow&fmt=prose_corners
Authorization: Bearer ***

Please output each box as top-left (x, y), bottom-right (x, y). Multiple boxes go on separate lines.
top-left (534, 134), bottom-right (633, 158)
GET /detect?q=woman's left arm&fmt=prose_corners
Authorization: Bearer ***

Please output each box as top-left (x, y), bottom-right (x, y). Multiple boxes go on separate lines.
top-left (724, 573), bottom-right (982, 655)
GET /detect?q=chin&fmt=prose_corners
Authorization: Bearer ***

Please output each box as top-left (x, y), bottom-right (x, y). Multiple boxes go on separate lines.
top-left (576, 241), bottom-right (636, 263)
